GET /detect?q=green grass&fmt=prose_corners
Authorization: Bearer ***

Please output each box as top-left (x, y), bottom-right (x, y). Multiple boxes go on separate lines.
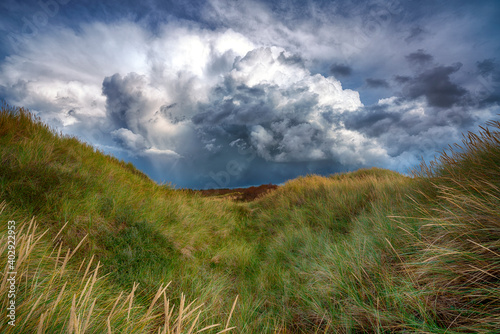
top-left (0, 103), bottom-right (499, 333)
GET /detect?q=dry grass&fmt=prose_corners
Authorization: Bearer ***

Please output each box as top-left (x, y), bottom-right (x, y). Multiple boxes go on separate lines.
top-left (0, 202), bottom-right (237, 333)
top-left (404, 120), bottom-right (500, 332)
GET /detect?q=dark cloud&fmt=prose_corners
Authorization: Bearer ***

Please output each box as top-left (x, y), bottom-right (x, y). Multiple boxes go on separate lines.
top-left (157, 103), bottom-right (187, 124)
top-left (474, 59), bottom-right (500, 106)
top-left (277, 51), bottom-right (305, 67)
top-left (402, 63), bottom-right (467, 108)
top-left (189, 47), bottom-right (369, 167)
top-left (343, 53), bottom-right (496, 164)
top-left (192, 81), bottom-right (323, 162)
top-left (477, 58), bottom-right (496, 76)
top-left (405, 49), bottom-right (433, 67)
top-left (102, 73), bottom-right (149, 131)
top-left (405, 26), bottom-right (426, 43)
top-left (0, 80), bottom-right (28, 102)
top-left (343, 104), bottom-right (401, 138)
top-left (342, 99), bottom-right (478, 159)
top-left (330, 63), bottom-right (352, 77)
top-left (193, 83), bottom-right (279, 127)
top-left (365, 78), bottom-right (389, 89)
top-left (393, 75), bottom-right (411, 84)
top-left (206, 49), bottom-right (237, 76)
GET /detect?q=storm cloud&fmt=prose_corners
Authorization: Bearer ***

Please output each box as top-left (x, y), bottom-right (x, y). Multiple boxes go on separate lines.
top-left (191, 47), bottom-right (366, 163)
top-left (405, 49), bottom-right (433, 67)
top-left (342, 96), bottom-right (478, 161)
top-left (402, 63), bottom-right (467, 108)
top-left (339, 47), bottom-right (500, 165)
top-left (330, 64), bottom-right (353, 77)
top-left (365, 78), bottom-right (390, 89)
top-left (477, 59), bottom-right (496, 76)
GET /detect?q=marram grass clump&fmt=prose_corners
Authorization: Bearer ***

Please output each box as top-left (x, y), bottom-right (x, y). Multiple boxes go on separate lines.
top-left (406, 120), bottom-right (500, 332)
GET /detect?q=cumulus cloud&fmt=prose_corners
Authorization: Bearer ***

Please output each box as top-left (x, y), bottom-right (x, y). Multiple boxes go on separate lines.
top-left (191, 47), bottom-right (367, 163)
top-left (64, 25), bottom-right (379, 186)
top-left (473, 59), bottom-right (500, 106)
top-left (144, 147), bottom-right (181, 157)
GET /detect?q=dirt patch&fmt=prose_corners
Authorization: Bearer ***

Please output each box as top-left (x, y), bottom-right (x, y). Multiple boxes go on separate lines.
top-left (187, 184), bottom-right (279, 202)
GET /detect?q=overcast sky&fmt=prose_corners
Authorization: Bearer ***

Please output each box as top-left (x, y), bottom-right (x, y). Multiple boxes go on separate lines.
top-left (1, 0), bottom-right (499, 188)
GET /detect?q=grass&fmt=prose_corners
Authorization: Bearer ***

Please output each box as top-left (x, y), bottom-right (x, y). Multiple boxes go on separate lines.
top-left (0, 205), bottom-right (238, 333)
top-left (0, 103), bottom-right (499, 332)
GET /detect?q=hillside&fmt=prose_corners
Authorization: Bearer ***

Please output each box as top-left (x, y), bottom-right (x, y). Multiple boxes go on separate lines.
top-left (0, 103), bottom-right (499, 333)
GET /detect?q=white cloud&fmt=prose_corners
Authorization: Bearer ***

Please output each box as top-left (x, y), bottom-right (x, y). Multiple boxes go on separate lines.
top-left (111, 128), bottom-right (150, 152)
top-left (250, 125), bottom-right (274, 160)
top-left (144, 147), bottom-right (181, 158)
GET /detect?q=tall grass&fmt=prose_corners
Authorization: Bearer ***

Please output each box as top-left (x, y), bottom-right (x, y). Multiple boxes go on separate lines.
top-left (0, 202), bottom-right (237, 333)
top-left (1, 103), bottom-right (499, 332)
top-left (406, 120), bottom-right (500, 332)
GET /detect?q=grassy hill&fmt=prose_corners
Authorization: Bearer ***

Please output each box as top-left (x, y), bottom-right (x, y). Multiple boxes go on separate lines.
top-left (0, 103), bottom-right (499, 333)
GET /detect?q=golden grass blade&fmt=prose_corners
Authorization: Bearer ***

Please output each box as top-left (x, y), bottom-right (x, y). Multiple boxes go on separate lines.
top-left (468, 239), bottom-right (500, 258)
top-left (178, 302), bottom-right (204, 324)
top-left (145, 282), bottom-right (171, 320)
top-left (80, 254), bottom-right (95, 286)
top-left (54, 242), bottom-right (63, 270)
top-left (186, 310), bottom-right (202, 334)
top-left (77, 256), bottom-right (87, 273)
top-left (127, 282), bottom-right (139, 321)
top-left (21, 292), bottom-right (45, 328)
top-left (69, 234), bottom-right (88, 260)
top-left (37, 312), bottom-right (47, 334)
top-left (80, 262), bottom-right (100, 309)
top-left (52, 221), bottom-right (69, 243)
top-left (82, 298), bottom-right (97, 332)
top-left (225, 295), bottom-right (239, 330)
top-left (176, 293), bottom-right (185, 333)
top-left (107, 318), bottom-right (112, 334)
top-left (108, 291), bottom-right (124, 319)
top-left (77, 276), bottom-right (92, 308)
top-left (59, 248), bottom-right (71, 277)
top-left (162, 292), bottom-right (170, 334)
top-left (49, 281), bottom-right (67, 318)
top-left (69, 294), bottom-right (77, 334)
top-left (195, 324), bottom-right (220, 333)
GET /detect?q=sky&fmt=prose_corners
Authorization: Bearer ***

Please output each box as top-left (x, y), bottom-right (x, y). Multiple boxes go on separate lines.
top-left (1, 0), bottom-right (499, 189)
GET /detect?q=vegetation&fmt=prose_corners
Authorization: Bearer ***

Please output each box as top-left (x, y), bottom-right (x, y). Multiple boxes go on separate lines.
top-left (0, 103), bottom-right (499, 333)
